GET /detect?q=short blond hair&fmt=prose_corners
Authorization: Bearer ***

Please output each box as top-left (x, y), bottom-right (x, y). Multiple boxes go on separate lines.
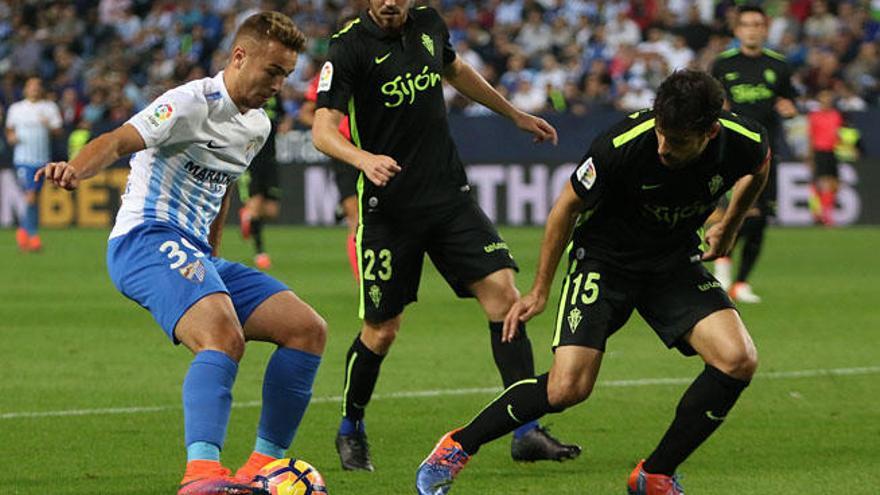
top-left (234, 11), bottom-right (306, 52)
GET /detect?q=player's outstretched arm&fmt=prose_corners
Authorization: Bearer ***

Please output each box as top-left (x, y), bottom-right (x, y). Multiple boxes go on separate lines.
top-left (443, 57), bottom-right (558, 145)
top-left (502, 182), bottom-right (584, 341)
top-left (313, 107), bottom-right (400, 186)
top-left (35, 124), bottom-right (146, 191)
top-left (702, 153), bottom-right (770, 261)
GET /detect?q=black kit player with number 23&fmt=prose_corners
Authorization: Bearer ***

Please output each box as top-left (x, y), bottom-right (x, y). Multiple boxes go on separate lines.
top-left (311, 0), bottom-right (580, 474)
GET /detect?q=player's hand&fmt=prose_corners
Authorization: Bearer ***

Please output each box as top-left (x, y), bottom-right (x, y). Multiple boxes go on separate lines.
top-left (35, 161), bottom-right (81, 190)
top-left (513, 111), bottom-right (558, 145)
top-left (361, 154), bottom-right (401, 187)
top-left (502, 290), bottom-right (548, 342)
top-left (775, 98), bottom-right (797, 118)
top-left (701, 222), bottom-right (737, 261)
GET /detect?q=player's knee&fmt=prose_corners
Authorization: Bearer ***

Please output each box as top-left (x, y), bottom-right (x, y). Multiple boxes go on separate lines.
top-left (480, 283), bottom-right (520, 320)
top-left (715, 344), bottom-right (759, 381)
top-left (362, 319), bottom-right (399, 353)
top-left (547, 373), bottom-right (593, 409)
top-left (207, 326), bottom-right (246, 362)
top-left (303, 314), bottom-right (328, 354)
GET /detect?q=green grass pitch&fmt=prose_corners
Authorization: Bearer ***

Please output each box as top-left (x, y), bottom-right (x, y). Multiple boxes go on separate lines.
top-left (1, 226), bottom-right (878, 494)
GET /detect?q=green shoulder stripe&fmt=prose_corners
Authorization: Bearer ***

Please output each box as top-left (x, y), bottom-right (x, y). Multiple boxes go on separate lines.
top-left (762, 48), bottom-right (786, 61)
top-left (612, 118), bottom-right (655, 148)
top-left (719, 118), bottom-right (761, 143)
top-left (332, 18), bottom-right (360, 39)
top-left (718, 48), bottom-right (740, 59)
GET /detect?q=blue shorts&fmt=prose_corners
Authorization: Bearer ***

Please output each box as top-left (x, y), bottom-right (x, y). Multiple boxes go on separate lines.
top-left (107, 222), bottom-right (288, 343)
top-left (15, 164), bottom-right (44, 192)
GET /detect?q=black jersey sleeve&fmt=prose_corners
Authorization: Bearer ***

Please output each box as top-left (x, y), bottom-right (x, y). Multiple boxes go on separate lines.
top-left (419, 7), bottom-right (456, 66)
top-left (439, 15), bottom-right (456, 66)
top-left (724, 114), bottom-right (771, 176)
top-left (569, 134), bottom-right (615, 211)
top-left (316, 37), bottom-right (359, 113)
top-left (775, 62), bottom-right (797, 100)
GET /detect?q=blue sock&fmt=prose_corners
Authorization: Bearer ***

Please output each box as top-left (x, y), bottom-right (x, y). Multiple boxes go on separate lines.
top-left (338, 417), bottom-right (365, 436)
top-left (514, 420), bottom-right (539, 439)
top-left (24, 203), bottom-right (38, 235)
top-left (183, 350), bottom-right (239, 460)
top-left (254, 437), bottom-right (286, 459)
top-left (257, 347), bottom-right (321, 451)
top-left (187, 441), bottom-right (221, 461)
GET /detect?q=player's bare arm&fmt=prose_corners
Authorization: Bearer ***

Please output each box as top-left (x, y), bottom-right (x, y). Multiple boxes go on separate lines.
top-left (208, 187), bottom-right (234, 256)
top-left (443, 57), bottom-right (558, 145)
top-left (36, 124), bottom-right (146, 190)
top-left (503, 181), bottom-right (585, 340)
top-left (5, 127), bottom-right (17, 146)
top-left (312, 107), bottom-right (400, 187)
top-left (702, 152), bottom-right (771, 261)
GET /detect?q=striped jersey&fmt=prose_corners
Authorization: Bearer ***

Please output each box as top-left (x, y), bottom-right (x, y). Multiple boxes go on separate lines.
top-left (111, 71), bottom-right (270, 244)
top-left (5, 98), bottom-right (62, 165)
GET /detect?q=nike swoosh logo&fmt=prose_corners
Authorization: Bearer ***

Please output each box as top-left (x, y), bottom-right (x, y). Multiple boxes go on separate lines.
top-left (374, 52), bottom-right (391, 64)
top-left (641, 184), bottom-right (662, 190)
top-left (206, 140), bottom-right (226, 149)
top-left (705, 410), bottom-right (726, 421)
top-left (506, 404), bottom-right (522, 423)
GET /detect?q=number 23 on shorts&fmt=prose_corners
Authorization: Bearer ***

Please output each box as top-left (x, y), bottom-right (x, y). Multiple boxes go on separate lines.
top-left (363, 248), bottom-right (392, 281)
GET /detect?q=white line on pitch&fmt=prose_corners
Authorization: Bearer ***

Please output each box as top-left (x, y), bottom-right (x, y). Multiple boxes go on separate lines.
top-left (1, 365), bottom-right (877, 421)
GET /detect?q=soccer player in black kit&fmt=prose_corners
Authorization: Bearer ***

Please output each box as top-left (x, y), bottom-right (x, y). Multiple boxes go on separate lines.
top-left (312, 0), bottom-right (580, 472)
top-left (416, 70), bottom-right (769, 495)
top-left (710, 5), bottom-right (797, 303)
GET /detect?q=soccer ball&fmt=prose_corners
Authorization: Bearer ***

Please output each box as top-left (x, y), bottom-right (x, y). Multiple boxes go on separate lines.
top-left (252, 458), bottom-right (328, 495)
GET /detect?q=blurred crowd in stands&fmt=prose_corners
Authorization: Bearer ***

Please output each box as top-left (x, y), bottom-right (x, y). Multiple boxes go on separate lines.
top-left (0, 0), bottom-right (878, 156)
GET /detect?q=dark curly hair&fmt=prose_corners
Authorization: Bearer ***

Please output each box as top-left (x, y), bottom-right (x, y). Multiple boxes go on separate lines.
top-left (653, 70), bottom-right (725, 134)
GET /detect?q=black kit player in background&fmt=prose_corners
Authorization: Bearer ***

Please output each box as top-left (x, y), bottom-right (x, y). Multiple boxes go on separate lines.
top-left (238, 94), bottom-right (293, 270)
top-left (312, 0), bottom-right (580, 472)
top-left (416, 70), bottom-right (769, 495)
top-left (710, 4), bottom-right (798, 303)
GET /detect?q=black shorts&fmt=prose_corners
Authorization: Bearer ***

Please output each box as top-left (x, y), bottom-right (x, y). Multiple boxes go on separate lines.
top-left (333, 159), bottom-right (359, 201)
top-left (551, 253), bottom-right (735, 356)
top-left (357, 200), bottom-right (518, 323)
top-left (813, 150), bottom-right (838, 178)
top-left (243, 144), bottom-right (281, 201)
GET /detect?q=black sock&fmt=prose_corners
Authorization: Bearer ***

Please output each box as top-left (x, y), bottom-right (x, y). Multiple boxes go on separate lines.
top-left (341, 335), bottom-right (385, 422)
top-left (643, 365), bottom-right (750, 475)
top-left (735, 215), bottom-right (766, 282)
top-left (452, 373), bottom-right (561, 455)
top-left (489, 321), bottom-right (535, 387)
top-left (252, 217), bottom-right (264, 253)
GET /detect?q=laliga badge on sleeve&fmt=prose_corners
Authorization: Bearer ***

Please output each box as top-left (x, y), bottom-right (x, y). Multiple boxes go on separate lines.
top-left (576, 157), bottom-right (597, 189)
top-left (317, 62), bottom-right (334, 92)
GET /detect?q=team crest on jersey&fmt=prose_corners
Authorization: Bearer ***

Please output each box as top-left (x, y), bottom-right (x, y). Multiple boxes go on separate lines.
top-left (421, 34), bottom-right (435, 57)
top-left (724, 72), bottom-right (739, 81)
top-left (567, 307), bottom-right (582, 333)
top-left (708, 174), bottom-right (724, 195)
top-left (245, 137), bottom-right (261, 162)
top-left (369, 284), bottom-right (382, 308)
top-left (318, 62), bottom-right (333, 92)
top-left (147, 103), bottom-right (174, 128)
top-left (763, 68), bottom-right (777, 84)
top-left (179, 260), bottom-right (206, 283)
top-left (576, 157), bottom-right (597, 190)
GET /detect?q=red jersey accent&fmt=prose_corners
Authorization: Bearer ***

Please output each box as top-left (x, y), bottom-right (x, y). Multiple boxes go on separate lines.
top-left (307, 75), bottom-right (351, 140)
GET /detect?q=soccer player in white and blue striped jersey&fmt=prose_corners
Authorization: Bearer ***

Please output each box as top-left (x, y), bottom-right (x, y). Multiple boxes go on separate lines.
top-left (37, 12), bottom-right (325, 495)
top-left (5, 77), bottom-right (62, 252)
